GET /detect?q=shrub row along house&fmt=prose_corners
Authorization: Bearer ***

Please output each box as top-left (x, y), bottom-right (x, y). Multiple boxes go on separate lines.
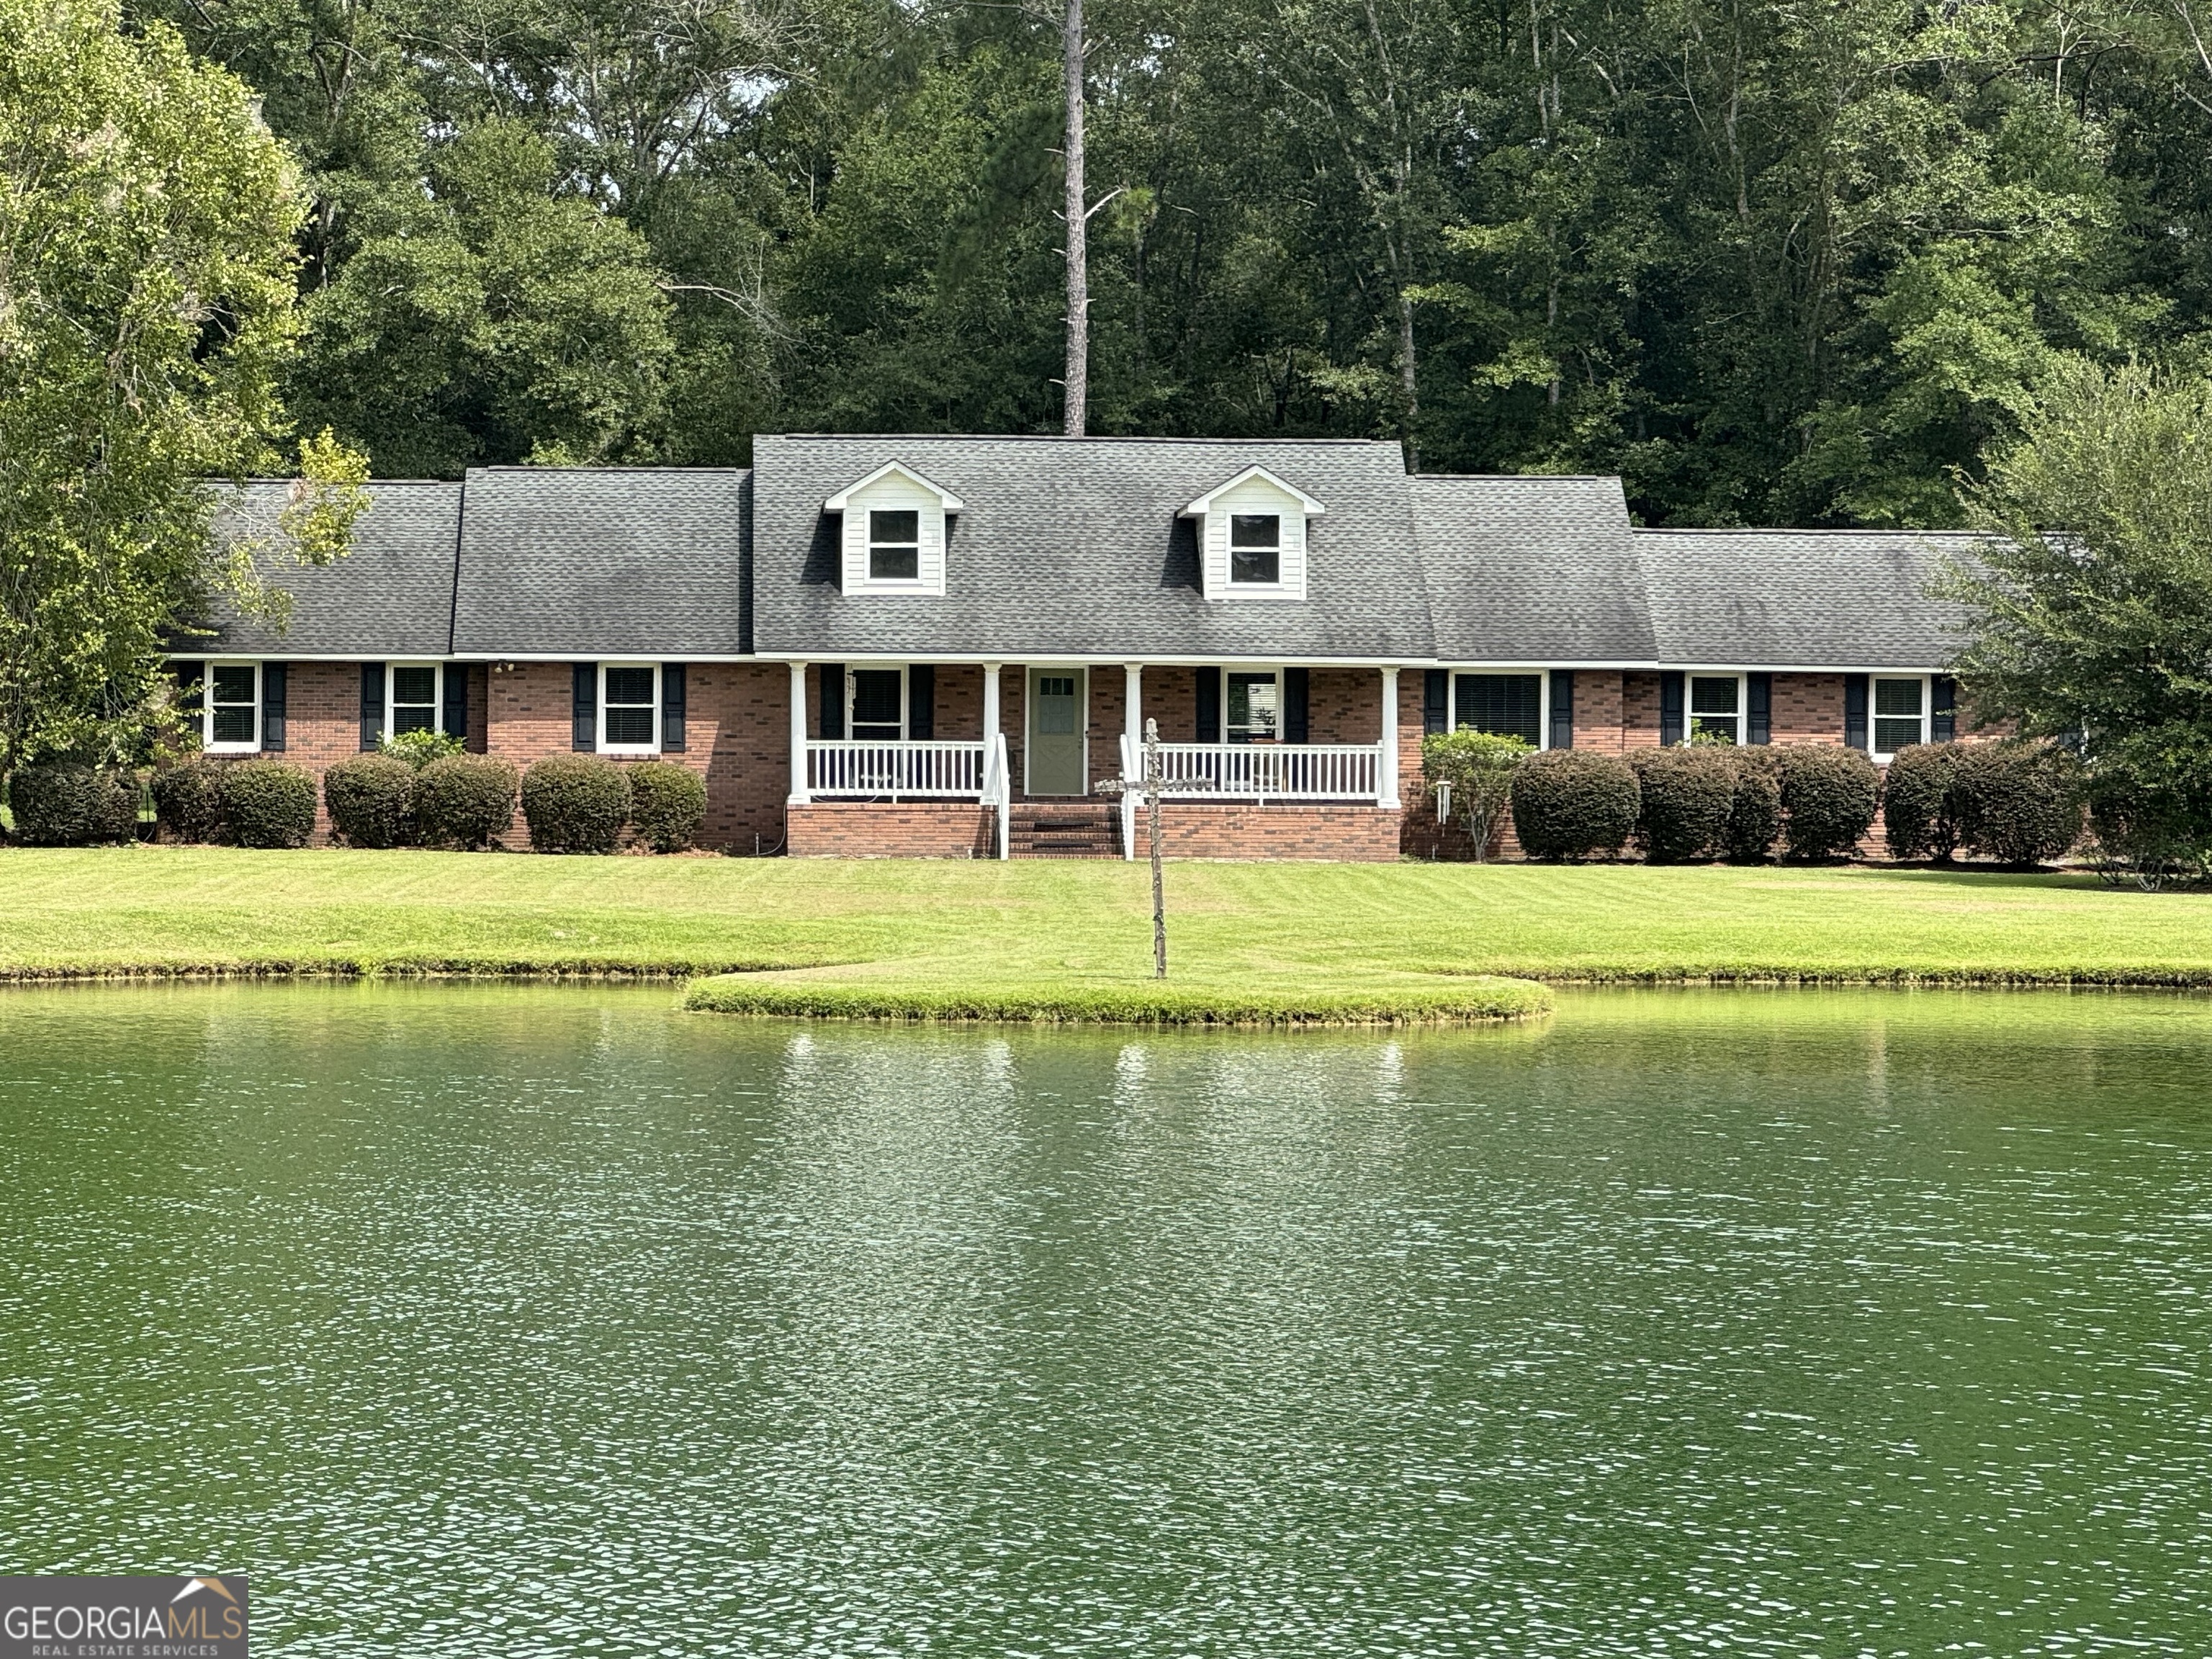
top-left (171, 435), bottom-right (1975, 858)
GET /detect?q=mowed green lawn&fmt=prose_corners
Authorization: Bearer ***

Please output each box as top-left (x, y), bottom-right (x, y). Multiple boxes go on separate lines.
top-left (0, 844), bottom-right (2208, 986)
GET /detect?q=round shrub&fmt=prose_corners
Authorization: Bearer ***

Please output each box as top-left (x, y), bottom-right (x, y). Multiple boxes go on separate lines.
top-left (222, 760), bottom-right (318, 849)
top-left (627, 760), bottom-right (706, 853)
top-left (1632, 747), bottom-right (1739, 862)
top-left (1775, 745), bottom-right (1881, 860)
top-left (413, 755), bottom-right (517, 850)
top-left (8, 764), bottom-right (139, 845)
top-left (1723, 756), bottom-right (1783, 863)
top-left (153, 757), bottom-right (227, 844)
top-left (1954, 742), bottom-right (2083, 867)
top-left (521, 754), bottom-right (631, 854)
top-left (1510, 750), bottom-right (1640, 861)
top-left (1879, 744), bottom-right (1964, 862)
top-left (323, 753), bottom-right (415, 849)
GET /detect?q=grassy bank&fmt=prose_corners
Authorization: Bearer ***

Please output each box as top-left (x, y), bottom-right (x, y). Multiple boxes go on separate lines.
top-left (1, 845), bottom-right (2209, 994)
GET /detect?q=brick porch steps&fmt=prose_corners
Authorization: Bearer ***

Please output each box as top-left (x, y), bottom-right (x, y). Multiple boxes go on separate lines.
top-left (1007, 801), bottom-right (1123, 858)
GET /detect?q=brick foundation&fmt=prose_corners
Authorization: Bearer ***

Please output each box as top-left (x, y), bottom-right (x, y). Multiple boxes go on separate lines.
top-left (788, 801), bottom-right (996, 858)
top-left (1136, 803), bottom-right (1403, 861)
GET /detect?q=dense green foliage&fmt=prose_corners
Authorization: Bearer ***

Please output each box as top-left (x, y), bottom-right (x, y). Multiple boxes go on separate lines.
top-left (382, 729), bottom-right (463, 770)
top-left (1510, 750), bottom-right (1640, 861)
top-left (411, 755), bottom-right (518, 850)
top-left (1422, 732), bottom-right (1529, 860)
top-left (1725, 760), bottom-right (1785, 864)
top-left (323, 752), bottom-right (416, 848)
top-left (627, 761), bottom-right (709, 853)
top-left (521, 755), bottom-right (632, 853)
top-left (6, 765), bottom-right (140, 846)
top-left (131, 0), bottom-right (2212, 516)
top-left (1879, 745), bottom-right (1966, 862)
top-left (682, 974), bottom-right (1550, 1025)
top-left (221, 760), bottom-right (318, 848)
top-left (1776, 747), bottom-right (1883, 860)
top-left (1631, 747), bottom-right (1737, 863)
top-left (152, 758), bottom-right (230, 844)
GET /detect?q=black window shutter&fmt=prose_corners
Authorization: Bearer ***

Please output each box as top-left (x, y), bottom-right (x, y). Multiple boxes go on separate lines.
top-left (1932, 674), bottom-right (1958, 742)
top-left (261, 662), bottom-right (287, 752)
top-left (360, 661), bottom-right (385, 750)
top-left (175, 661), bottom-right (204, 726)
top-left (1549, 670), bottom-right (1575, 750)
top-left (443, 662), bottom-right (468, 742)
top-left (1195, 667), bottom-right (1221, 743)
top-left (661, 662), bottom-right (687, 752)
top-left (818, 664), bottom-right (844, 739)
top-left (1746, 672), bottom-right (1772, 746)
top-left (1844, 673), bottom-right (1870, 750)
top-left (1283, 667), bottom-right (1309, 744)
top-left (906, 664), bottom-right (934, 740)
top-left (1659, 670), bottom-right (1685, 746)
top-left (1423, 669), bottom-right (1447, 735)
top-left (572, 662), bottom-right (596, 751)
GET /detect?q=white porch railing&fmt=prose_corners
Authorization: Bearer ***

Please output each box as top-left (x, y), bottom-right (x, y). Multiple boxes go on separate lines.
top-left (1142, 739), bottom-right (1384, 803)
top-left (806, 739), bottom-right (988, 799)
top-left (982, 731), bottom-right (1011, 860)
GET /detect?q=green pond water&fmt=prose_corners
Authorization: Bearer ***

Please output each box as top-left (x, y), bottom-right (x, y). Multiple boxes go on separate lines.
top-left (2, 986), bottom-right (2210, 1655)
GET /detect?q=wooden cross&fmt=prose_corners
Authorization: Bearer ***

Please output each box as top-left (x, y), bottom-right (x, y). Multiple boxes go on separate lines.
top-left (1096, 717), bottom-right (1207, 979)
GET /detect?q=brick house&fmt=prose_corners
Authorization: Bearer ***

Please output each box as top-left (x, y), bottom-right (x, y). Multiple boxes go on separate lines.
top-left (170, 435), bottom-right (1977, 858)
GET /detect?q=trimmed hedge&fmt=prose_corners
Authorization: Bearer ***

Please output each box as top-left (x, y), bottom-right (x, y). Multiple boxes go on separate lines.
top-left (153, 757), bottom-right (227, 844)
top-left (1953, 742), bottom-right (2083, 866)
top-left (521, 754), bottom-right (631, 853)
top-left (1632, 747), bottom-right (1739, 862)
top-left (222, 760), bottom-right (318, 849)
top-left (1725, 755), bottom-right (1784, 863)
top-left (1879, 744), bottom-right (1963, 862)
top-left (413, 755), bottom-right (516, 850)
top-left (1776, 745), bottom-right (1881, 860)
top-left (323, 753), bottom-right (415, 849)
top-left (628, 760), bottom-right (706, 853)
top-left (1510, 750), bottom-right (1640, 860)
top-left (8, 765), bottom-right (139, 846)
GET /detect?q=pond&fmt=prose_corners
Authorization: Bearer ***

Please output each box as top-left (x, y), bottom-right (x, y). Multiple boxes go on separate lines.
top-left (2, 984), bottom-right (2209, 1655)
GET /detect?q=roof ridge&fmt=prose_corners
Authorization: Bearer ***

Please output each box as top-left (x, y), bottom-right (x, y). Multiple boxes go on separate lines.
top-left (1635, 525), bottom-right (1980, 536)
top-left (760, 432), bottom-right (1395, 448)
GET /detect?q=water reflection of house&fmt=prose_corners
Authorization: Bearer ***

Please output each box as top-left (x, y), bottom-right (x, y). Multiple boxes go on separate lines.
top-left (168, 436), bottom-right (1977, 858)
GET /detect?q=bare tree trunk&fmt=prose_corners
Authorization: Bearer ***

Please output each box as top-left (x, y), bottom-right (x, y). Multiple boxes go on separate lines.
top-left (1063, 0), bottom-right (1088, 436)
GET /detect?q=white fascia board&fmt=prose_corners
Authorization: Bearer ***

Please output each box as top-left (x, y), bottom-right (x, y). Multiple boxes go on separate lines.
top-left (822, 461), bottom-right (965, 512)
top-left (1179, 465), bottom-right (1328, 517)
top-left (1659, 662), bottom-right (1951, 675)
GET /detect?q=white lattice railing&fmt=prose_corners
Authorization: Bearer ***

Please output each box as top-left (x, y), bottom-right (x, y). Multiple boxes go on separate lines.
top-left (806, 739), bottom-right (988, 799)
top-left (1144, 740), bottom-right (1384, 802)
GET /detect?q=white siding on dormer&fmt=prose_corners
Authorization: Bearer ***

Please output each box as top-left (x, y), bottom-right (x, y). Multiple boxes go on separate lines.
top-left (1200, 475), bottom-right (1308, 601)
top-left (841, 474), bottom-right (948, 595)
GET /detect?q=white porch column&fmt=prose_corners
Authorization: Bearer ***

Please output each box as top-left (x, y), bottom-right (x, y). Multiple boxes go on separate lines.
top-left (1124, 664), bottom-right (1143, 744)
top-left (787, 662), bottom-right (811, 805)
top-left (983, 662), bottom-right (1002, 742)
top-left (1378, 665), bottom-right (1401, 808)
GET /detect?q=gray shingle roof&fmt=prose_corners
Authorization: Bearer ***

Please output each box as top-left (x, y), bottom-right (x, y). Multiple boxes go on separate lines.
top-left (1413, 475), bottom-right (1654, 662)
top-left (451, 467), bottom-right (750, 656)
top-left (1637, 529), bottom-right (1979, 668)
top-left (179, 479), bottom-right (460, 657)
top-left (749, 434), bottom-right (1435, 660)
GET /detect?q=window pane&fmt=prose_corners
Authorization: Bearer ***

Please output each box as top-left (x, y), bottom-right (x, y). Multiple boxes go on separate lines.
top-left (1035, 675), bottom-right (1077, 736)
top-left (870, 544), bottom-right (920, 580)
top-left (211, 665), bottom-right (256, 706)
top-left (392, 666), bottom-right (437, 706)
top-left (869, 510), bottom-right (919, 544)
top-left (1230, 546), bottom-right (1280, 583)
top-left (1876, 717), bottom-right (1923, 753)
top-left (392, 705), bottom-right (436, 734)
top-left (1690, 676), bottom-right (1739, 716)
top-left (603, 706), bottom-right (652, 745)
top-left (1692, 716), bottom-right (1740, 745)
top-left (1230, 513), bottom-right (1280, 548)
top-left (851, 670), bottom-right (902, 728)
top-left (605, 667), bottom-right (655, 706)
top-left (1875, 678), bottom-right (1923, 717)
top-left (1454, 675), bottom-right (1542, 745)
top-left (1227, 673), bottom-right (1277, 741)
top-left (210, 705), bottom-right (256, 744)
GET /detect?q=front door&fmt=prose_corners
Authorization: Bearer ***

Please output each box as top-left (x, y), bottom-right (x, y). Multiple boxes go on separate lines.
top-left (1027, 667), bottom-right (1087, 796)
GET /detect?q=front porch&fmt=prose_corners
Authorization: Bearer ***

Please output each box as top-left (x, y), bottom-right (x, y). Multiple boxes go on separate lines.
top-left (781, 661), bottom-right (1411, 860)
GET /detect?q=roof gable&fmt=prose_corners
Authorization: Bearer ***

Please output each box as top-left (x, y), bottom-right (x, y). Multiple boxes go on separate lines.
top-left (824, 460), bottom-right (965, 513)
top-left (1180, 465), bottom-right (1327, 517)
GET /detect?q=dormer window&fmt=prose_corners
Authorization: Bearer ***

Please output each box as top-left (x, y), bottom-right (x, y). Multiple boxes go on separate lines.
top-left (1231, 515), bottom-right (1282, 584)
top-left (1181, 467), bottom-right (1324, 601)
top-left (869, 511), bottom-right (920, 580)
top-left (826, 462), bottom-right (964, 596)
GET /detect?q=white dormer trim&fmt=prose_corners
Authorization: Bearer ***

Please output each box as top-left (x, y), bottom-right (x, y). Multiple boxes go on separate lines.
top-left (1179, 467), bottom-right (1322, 601)
top-left (827, 462), bottom-right (963, 597)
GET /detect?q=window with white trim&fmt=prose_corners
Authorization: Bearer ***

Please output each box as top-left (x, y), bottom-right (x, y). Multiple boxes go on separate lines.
top-left (387, 663), bottom-right (442, 737)
top-left (600, 664), bottom-right (660, 752)
top-left (1874, 676), bottom-right (1928, 759)
top-left (205, 662), bottom-right (260, 752)
top-left (1226, 669), bottom-right (1280, 742)
top-left (1229, 515), bottom-right (1282, 585)
top-left (868, 511), bottom-right (920, 582)
top-left (1689, 675), bottom-right (1743, 744)
top-left (849, 668), bottom-right (905, 740)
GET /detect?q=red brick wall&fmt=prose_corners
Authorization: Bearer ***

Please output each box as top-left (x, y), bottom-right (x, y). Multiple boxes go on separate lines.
top-left (1567, 672), bottom-right (1628, 754)
top-left (1770, 672), bottom-right (1844, 745)
top-left (1137, 804), bottom-right (1403, 861)
top-left (788, 801), bottom-right (995, 858)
